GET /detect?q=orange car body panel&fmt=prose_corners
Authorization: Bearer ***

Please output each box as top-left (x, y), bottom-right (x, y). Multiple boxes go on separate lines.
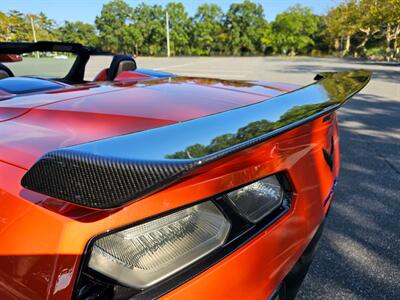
top-left (0, 76), bottom-right (338, 299)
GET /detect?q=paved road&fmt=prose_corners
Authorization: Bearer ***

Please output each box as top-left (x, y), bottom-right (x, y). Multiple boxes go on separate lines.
top-left (137, 57), bottom-right (400, 300)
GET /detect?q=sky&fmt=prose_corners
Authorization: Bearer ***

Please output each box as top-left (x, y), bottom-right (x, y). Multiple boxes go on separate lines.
top-left (0, 0), bottom-right (337, 24)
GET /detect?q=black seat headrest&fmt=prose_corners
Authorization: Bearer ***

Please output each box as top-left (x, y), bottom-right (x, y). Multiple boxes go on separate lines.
top-left (106, 55), bottom-right (137, 81)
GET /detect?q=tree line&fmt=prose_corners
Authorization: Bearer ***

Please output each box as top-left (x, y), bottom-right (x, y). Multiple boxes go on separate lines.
top-left (0, 0), bottom-right (399, 61)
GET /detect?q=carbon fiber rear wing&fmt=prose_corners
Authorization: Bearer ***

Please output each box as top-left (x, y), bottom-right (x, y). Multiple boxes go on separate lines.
top-left (21, 70), bottom-right (371, 208)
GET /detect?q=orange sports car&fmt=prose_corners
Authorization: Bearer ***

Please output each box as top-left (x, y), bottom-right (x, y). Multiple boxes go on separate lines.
top-left (0, 42), bottom-right (370, 300)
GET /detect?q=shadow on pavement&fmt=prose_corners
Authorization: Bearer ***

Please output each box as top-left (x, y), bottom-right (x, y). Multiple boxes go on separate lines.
top-left (276, 63), bottom-right (400, 84)
top-left (297, 93), bottom-right (400, 299)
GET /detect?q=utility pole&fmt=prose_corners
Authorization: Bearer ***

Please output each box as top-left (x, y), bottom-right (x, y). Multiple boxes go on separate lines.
top-left (166, 11), bottom-right (170, 57)
top-left (30, 16), bottom-right (39, 59)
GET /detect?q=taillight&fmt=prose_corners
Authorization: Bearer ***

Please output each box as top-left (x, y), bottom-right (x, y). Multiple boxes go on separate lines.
top-left (226, 175), bottom-right (284, 223)
top-left (88, 201), bottom-right (230, 289)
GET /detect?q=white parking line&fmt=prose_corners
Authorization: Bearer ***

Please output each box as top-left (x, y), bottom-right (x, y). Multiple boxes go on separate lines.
top-left (154, 59), bottom-right (213, 71)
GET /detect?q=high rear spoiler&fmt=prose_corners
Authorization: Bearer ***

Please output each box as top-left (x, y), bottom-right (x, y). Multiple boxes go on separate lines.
top-left (21, 70), bottom-right (371, 209)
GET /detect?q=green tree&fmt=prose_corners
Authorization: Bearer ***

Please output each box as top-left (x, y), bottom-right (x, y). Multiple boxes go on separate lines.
top-left (380, 0), bottom-right (400, 59)
top-left (95, 0), bottom-right (134, 53)
top-left (191, 4), bottom-right (224, 55)
top-left (325, 1), bottom-right (361, 56)
top-left (268, 5), bottom-right (319, 55)
top-left (132, 3), bottom-right (165, 55)
top-left (354, 0), bottom-right (381, 54)
top-left (324, 0), bottom-right (400, 60)
top-left (0, 1), bottom-right (398, 61)
top-left (56, 21), bottom-right (98, 46)
top-left (32, 12), bottom-right (57, 41)
top-left (0, 10), bottom-right (57, 42)
top-left (7, 10), bottom-right (31, 42)
top-left (235, 120), bottom-right (274, 141)
top-left (122, 24), bottom-right (144, 55)
top-left (165, 2), bottom-right (192, 55)
top-left (225, 0), bottom-right (268, 55)
top-left (0, 11), bottom-right (10, 41)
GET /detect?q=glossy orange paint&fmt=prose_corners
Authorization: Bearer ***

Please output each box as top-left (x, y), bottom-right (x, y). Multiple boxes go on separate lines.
top-left (162, 114), bottom-right (339, 300)
top-left (0, 77), bottom-right (291, 169)
top-left (0, 76), bottom-right (337, 299)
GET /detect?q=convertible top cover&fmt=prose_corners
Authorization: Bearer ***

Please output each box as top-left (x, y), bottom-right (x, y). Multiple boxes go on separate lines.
top-left (21, 70), bottom-right (371, 209)
top-left (0, 41), bottom-right (107, 55)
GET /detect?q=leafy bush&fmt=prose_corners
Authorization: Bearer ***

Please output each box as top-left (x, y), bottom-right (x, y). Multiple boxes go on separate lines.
top-left (365, 47), bottom-right (386, 60)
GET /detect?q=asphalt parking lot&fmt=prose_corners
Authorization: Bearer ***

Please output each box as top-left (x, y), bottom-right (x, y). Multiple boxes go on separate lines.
top-left (136, 56), bottom-right (400, 300)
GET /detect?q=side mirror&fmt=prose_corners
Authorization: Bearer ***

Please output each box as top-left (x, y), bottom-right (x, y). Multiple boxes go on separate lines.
top-left (0, 54), bottom-right (23, 63)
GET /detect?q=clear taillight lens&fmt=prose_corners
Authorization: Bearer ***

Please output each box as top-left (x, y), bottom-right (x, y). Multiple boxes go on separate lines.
top-left (88, 201), bottom-right (230, 288)
top-left (226, 175), bottom-right (283, 223)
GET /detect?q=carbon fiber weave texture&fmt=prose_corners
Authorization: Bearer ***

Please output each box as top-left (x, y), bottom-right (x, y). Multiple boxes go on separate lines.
top-left (21, 150), bottom-right (197, 208)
